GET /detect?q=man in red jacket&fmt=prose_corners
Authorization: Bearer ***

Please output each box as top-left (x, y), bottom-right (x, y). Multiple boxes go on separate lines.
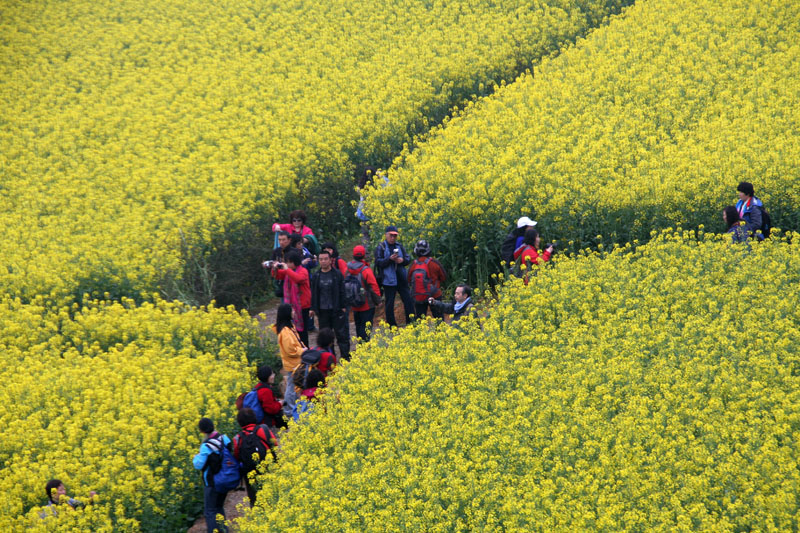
top-left (272, 250), bottom-right (312, 346)
top-left (347, 245), bottom-right (381, 342)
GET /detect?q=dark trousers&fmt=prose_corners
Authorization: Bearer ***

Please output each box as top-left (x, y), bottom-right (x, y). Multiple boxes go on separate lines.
top-left (298, 307), bottom-right (311, 347)
top-left (244, 475), bottom-right (257, 507)
top-left (317, 308), bottom-right (351, 360)
top-left (203, 485), bottom-right (228, 532)
top-left (353, 308), bottom-right (375, 342)
top-left (383, 278), bottom-right (415, 327)
top-left (414, 298), bottom-right (444, 320)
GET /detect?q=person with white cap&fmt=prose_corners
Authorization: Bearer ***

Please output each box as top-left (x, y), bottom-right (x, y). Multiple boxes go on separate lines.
top-left (501, 216), bottom-right (537, 264)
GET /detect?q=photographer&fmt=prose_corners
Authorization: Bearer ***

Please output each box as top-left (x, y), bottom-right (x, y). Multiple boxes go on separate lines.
top-left (428, 285), bottom-right (475, 322)
top-left (375, 225), bottom-right (415, 327)
top-left (270, 251), bottom-right (312, 346)
top-left (513, 228), bottom-right (553, 285)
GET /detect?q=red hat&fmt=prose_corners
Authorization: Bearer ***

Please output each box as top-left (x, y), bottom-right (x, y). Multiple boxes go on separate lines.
top-left (353, 245), bottom-right (366, 258)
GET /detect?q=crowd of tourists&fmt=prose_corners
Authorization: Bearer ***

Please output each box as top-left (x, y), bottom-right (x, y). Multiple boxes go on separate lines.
top-left (41, 180), bottom-right (770, 532)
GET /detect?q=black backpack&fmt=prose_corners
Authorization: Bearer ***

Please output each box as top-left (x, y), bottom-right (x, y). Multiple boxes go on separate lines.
top-left (501, 231), bottom-right (520, 264)
top-left (237, 425), bottom-right (276, 474)
top-left (343, 264), bottom-right (367, 307)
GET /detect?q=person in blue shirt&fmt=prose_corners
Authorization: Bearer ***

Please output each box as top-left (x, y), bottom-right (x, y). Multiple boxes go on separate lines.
top-left (193, 417), bottom-right (232, 533)
top-left (735, 182), bottom-right (765, 240)
top-left (375, 225), bottom-right (415, 327)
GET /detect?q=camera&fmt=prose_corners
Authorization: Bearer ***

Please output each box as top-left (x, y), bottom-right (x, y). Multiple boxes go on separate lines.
top-left (545, 242), bottom-right (557, 252)
top-left (262, 260), bottom-right (275, 269)
top-left (393, 248), bottom-right (400, 255)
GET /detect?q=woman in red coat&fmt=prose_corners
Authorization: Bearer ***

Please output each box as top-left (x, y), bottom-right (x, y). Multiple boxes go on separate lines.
top-left (513, 228), bottom-right (553, 285)
top-left (272, 250), bottom-right (312, 346)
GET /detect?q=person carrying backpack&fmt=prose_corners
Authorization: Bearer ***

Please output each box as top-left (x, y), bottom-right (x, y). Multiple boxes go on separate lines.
top-left (735, 182), bottom-right (770, 240)
top-left (233, 408), bottom-right (277, 506)
top-left (314, 328), bottom-right (338, 376)
top-left (513, 228), bottom-right (553, 285)
top-left (236, 366), bottom-right (286, 430)
top-left (284, 348), bottom-right (322, 420)
top-left (293, 369), bottom-right (325, 420)
top-left (374, 225), bottom-right (415, 327)
top-left (346, 245), bottom-right (381, 342)
top-left (501, 216), bottom-right (537, 264)
top-left (407, 240), bottom-right (447, 319)
top-left (192, 417), bottom-right (238, 533)
top-left (311, 249), bottom-right (350, 361)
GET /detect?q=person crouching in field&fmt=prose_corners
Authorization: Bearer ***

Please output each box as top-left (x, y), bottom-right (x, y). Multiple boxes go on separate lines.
top-left (40, 479), bottom-right (96, 519)
top-left (723, 206), bottom-right (749, 244)
top-left (429, 285), bottom-right (476, 322)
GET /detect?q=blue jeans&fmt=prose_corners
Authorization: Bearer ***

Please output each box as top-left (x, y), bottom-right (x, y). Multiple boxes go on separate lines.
top-left (204, 485), bottom-right (228, 532)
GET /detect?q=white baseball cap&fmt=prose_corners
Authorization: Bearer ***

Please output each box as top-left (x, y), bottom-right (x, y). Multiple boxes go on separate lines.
top-left (516, 216), bottom-right (537, 228)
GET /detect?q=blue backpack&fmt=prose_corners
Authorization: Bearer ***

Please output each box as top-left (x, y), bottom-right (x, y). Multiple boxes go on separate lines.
top-left (205, 436), bottom-right (241, 493)
top-left (241, 386), bottom-right (266, 424)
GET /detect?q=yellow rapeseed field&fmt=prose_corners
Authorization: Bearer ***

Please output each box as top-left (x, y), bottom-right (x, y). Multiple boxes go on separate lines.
top-left (364, 0), bottom-right (800, 285)
top-left (238, 230), bottom-right (800, 532)
top-left (0, 296), bottom-right (269, 531)
top-left (0, 0), bottom-right (631, 306)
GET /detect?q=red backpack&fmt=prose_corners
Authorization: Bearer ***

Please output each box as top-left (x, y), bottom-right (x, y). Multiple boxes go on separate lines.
top-left (409, 258), bottom-right (439, 302)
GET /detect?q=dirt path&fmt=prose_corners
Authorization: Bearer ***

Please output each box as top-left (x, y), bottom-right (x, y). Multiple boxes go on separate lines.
top-left (187, 297), bottom-right (413, 531)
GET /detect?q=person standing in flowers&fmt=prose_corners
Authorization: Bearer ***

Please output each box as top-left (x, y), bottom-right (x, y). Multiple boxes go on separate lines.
top-left (347, 245), bottom-right (381, 342)
top-left (513, 228), bottom-right (553, 285)
top-left (375, 225), bottom-right (415, 326)
top-left (40, 479), bottom-right (96, 518)
top-left (272, 251), bottom-right (312, 346)
top-left (272, 302), bottom-right (307, 395)
top-left (501, 216), bottom-right (537, 264)
top-left (735, 182), bottom-right (766, 240)
top-left (272, 209), bottom-right (314, 238)
top-left (723, 206), bottom-right (749, 244)
top-left (192, 417), bottom-right (233, 533)
top-left (428, 284), bottom-right (475, 322)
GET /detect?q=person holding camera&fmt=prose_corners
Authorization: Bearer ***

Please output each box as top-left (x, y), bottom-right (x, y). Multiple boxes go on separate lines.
top-left (428, 284), bottom-right (475, 322)
top-left (513, 227), bottom-right (553, 285)
top-left (375, 225), bottom-right (415, 327)
top-left (271, 251), bottom-right (312, 346)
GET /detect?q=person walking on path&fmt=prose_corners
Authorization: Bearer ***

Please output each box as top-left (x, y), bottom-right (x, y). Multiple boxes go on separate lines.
top-left (723, 206), bottom-right (749, 244)
top-left (192, 417), bottom-right (234, 533)
top-left (347, 245), bottom-right (381, 342)
top-left (375, 225), bottom-right (414, 326)
top-left (311, 250), bottom-right (350, 360)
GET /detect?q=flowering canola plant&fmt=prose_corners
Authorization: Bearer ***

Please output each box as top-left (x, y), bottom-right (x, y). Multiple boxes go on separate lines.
top-left (364, 0), bottom-right (800, 286)
top-left (0, 0), bottom-right (631, 305)
top-left (237, 230), bottom-right (800, 532)
top-left (0, 296), bottom-right (268, 531)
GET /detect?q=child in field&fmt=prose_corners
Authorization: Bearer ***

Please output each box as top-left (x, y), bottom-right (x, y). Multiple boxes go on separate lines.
top-left (41, 479), bottom-right (96, 518)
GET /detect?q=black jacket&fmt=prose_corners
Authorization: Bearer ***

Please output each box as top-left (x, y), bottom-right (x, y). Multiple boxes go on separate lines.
top-left (311, 268), bottom-right (347, 312)
top-left (430, 298), bottom-right (475, 321)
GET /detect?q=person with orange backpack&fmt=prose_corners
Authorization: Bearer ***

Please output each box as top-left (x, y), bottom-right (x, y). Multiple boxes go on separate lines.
top-left (407, 240), bottom-right (447, 319)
